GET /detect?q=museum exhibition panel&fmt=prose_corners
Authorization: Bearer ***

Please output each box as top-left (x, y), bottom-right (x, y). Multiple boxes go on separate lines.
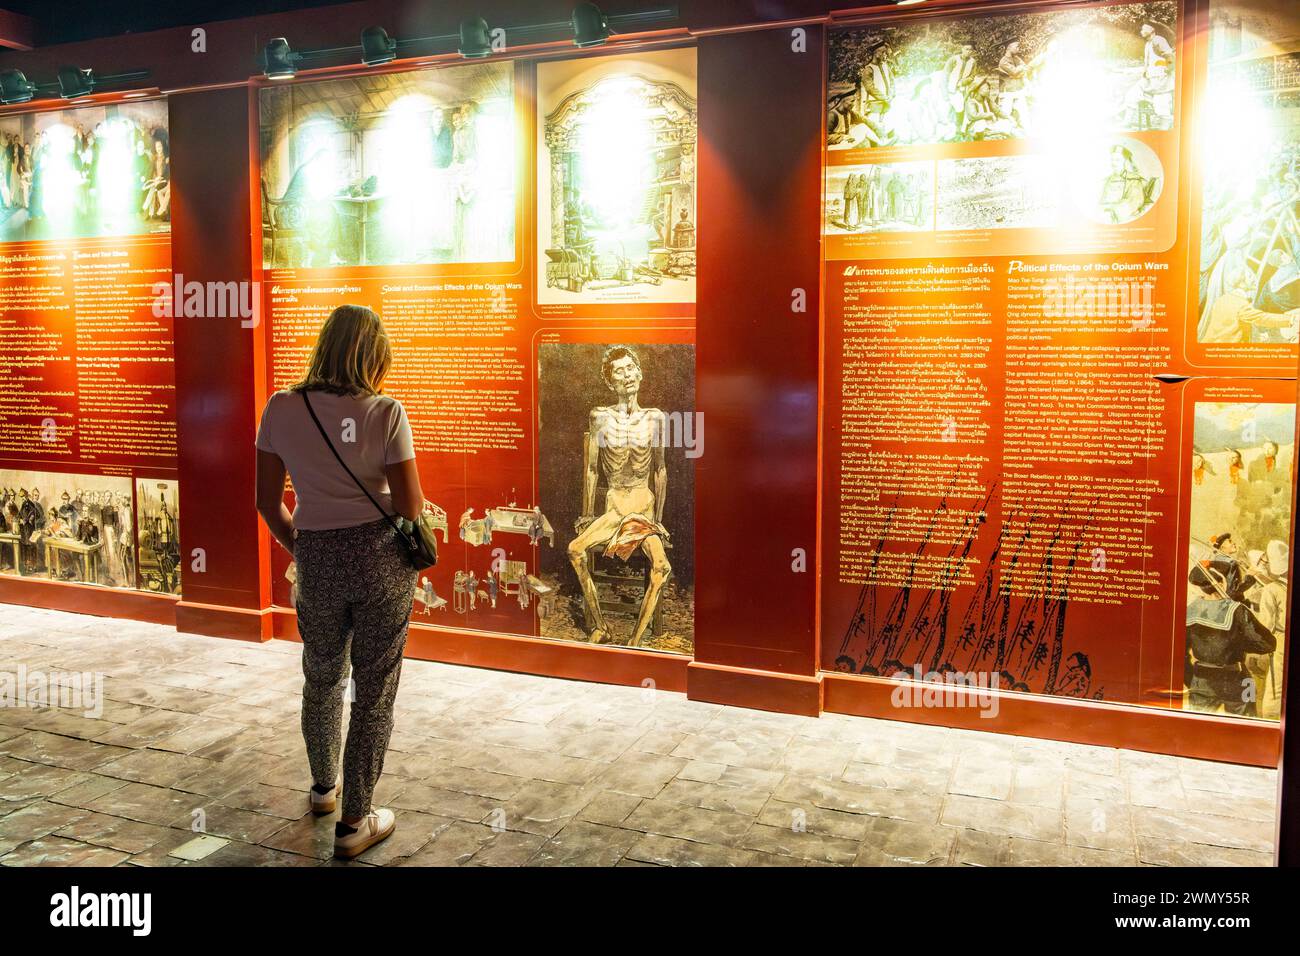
top-left (0, 0), bottom-right (1296, 770)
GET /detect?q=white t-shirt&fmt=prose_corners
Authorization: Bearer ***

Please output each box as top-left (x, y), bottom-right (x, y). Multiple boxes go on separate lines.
top-left (255, 389), bottom-right (416, 531)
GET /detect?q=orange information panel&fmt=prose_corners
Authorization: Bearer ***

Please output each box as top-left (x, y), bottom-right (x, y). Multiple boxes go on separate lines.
top-left (0, 97), bottom-right (181, 597)
top-left (820, 0), bottom-right (1296, 733)
top-left (256, 49), bottom-right (698, 655)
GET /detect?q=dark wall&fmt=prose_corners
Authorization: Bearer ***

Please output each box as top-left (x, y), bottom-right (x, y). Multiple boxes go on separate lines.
top-left (695, 23), bottom-right (824, 676)
top-left (169, 86), bottom-right (267, 612)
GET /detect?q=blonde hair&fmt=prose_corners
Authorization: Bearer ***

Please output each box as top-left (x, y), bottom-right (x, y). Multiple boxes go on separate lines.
top-left (293, 305), bottom-right (392, 396)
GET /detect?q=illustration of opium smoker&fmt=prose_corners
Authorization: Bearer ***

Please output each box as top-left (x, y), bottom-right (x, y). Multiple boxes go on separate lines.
top-left (568, 345), bottom-right (671, 647)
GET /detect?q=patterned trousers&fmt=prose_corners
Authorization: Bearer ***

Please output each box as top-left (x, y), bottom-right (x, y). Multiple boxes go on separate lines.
top-left (293, 518), bottom-right (418, 819)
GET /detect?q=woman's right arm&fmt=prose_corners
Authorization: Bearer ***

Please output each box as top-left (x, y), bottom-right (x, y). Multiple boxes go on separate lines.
top-left (255, 448), bottom-right (296, 555)
top-left (385, 458), bottom-right (424, 522)
top-left (384, 400), bottom-right (423, 521)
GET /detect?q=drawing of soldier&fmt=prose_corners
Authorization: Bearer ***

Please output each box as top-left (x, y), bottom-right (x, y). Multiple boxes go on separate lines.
top-left (152, 499), bottom-right (179, 593)
top-left (117, 494), bottom-right (135, 585)
top-left (1245, 540), bottom-right (1287, 719)
top-left (56, 491), bottom-right (77, 525)
top-left (1185, 563), bottom-right (1275, 716)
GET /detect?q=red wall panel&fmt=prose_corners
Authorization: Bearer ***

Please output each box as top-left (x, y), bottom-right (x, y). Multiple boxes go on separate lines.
top-left (169, 86), bottom-right (269, 620)
top-left (695, 25), bottom-right (824, 677)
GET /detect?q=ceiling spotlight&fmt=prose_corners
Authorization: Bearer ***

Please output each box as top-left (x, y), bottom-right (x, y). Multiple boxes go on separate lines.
top-left (895, 0), bottom-right (928, 5)
top-left (459, 17), bottom-right (493, 58)
top-left (571, 2), bottom-right (612, 48)
top-left (360, 25), bottom-right (397, 66)
top-left (263, 38), bottom-right (300, 80)
top-left (57, 66), bottom-right (96, 99)
top-left (0, 69), bottom-right (36, 105)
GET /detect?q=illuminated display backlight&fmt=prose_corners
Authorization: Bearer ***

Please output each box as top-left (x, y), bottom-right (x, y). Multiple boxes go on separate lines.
top-left (574, 77), bottom-right (658, 258)
top-left (258, 61), bottom-right (516, 268)
top-left (0, 99), bottom-right (170, 243)
top-left (36, 124), bottom-right (81, 225)
top-left (538, 48), bottom-right (698, 306)
top-left (94, 117), bottom-right (142, 221)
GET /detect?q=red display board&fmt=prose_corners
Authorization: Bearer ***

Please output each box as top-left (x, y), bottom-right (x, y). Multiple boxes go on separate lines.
top-left (0, 96), bottom-right (180, 598)
top-left (820, 0), bottom-right (1296, 739)
top-left (256, 48), bottom-right (698, 656)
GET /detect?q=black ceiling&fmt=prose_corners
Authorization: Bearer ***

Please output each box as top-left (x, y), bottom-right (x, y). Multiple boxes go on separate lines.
top-left (4, 1), bottom-right (360, 46)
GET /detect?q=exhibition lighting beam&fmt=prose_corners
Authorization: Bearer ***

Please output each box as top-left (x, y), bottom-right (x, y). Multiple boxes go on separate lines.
top-left (576, 78), bottom-right (655, 234)
top-left (95, 117), bottom-right (139, 219)
top-left (263, 38), bottom-right (301, 80)
top-left (39, 124), bottom-right (80, 224)
top-left (459, 17), bottom-right (493, 58)
top-left (0, 69), bottom-right (36, 104)
top-left (1199, 74), bottom-right (1272, 207)
top-left (361, 25), bottom-right (398, 66)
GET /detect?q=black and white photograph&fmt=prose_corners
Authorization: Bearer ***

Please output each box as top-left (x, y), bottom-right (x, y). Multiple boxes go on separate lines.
top-left (536, 342), bottom-right (695, 653)
top-left (0, 470), bottom-right (134, 587)
top-left (936, 154), bottom-right (1059, 231)
top-left (825, 161), bottom-right (935, 233)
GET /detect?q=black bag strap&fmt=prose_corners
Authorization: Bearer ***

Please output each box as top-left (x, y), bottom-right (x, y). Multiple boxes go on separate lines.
top-left (300, 391), bottom-right (412, 547)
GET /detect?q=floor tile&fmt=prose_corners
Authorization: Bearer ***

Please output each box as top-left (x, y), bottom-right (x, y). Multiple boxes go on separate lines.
top-left (0, 605), bottom-right (1279, 868)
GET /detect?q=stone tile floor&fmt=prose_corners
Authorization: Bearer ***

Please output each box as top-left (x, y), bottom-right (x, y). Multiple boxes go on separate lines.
top-left (0, 605), bottom-right (1278, 866)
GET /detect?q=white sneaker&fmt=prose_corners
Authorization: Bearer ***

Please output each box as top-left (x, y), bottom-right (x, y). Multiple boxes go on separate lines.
top-left (334, 808), bottom-right (396, 859)
top-left (309, 782), bottom-right (340, 816)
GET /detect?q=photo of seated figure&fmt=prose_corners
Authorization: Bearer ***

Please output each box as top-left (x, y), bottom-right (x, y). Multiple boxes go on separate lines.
top-left (536, 342), bottom-right (695, 654)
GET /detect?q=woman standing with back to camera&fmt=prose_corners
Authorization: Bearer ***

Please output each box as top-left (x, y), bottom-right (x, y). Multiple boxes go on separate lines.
top-left (255, 304), bottom-right (423, 859)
